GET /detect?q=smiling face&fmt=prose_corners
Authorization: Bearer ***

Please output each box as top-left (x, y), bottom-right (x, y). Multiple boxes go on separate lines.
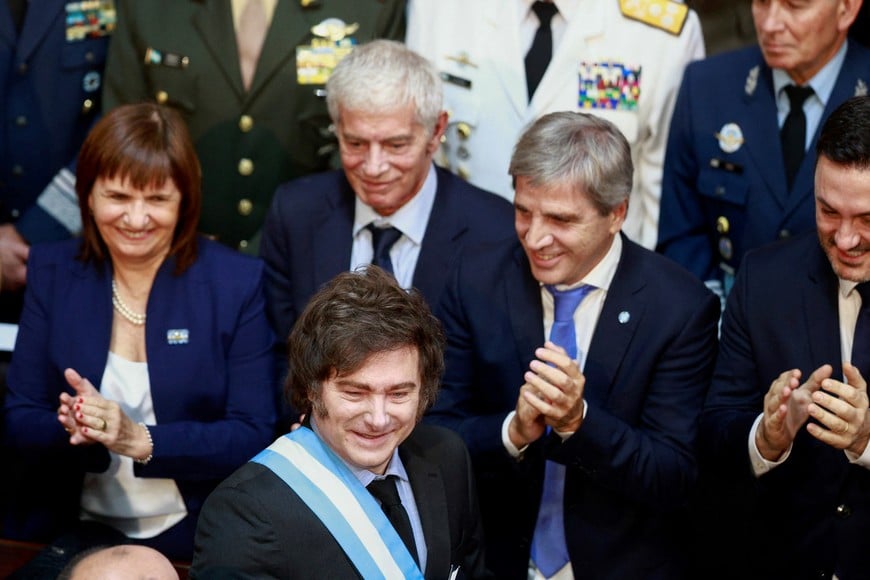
top-left (815, 156), bottom-right (870, 283)
top-left (87, 175), bottom-right (180, 267)
top-left (313, 347), bottom-right (421, 475)
top-left (514, 176), bottom-right (626, 286)
top-left (752, 0), bottom-right (858, 84)
top-left (337, 104), bottom-right (446, 217)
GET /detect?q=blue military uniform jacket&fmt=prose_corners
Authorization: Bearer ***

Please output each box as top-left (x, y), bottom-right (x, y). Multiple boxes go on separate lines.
top-left (657, 42), bottom-right (870, 285)
top-left (1, 0), bottom-right (112, 243)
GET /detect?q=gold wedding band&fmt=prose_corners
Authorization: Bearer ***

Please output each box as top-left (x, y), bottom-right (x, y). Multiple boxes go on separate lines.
top-left (98, 418), bottom-right (107, 431)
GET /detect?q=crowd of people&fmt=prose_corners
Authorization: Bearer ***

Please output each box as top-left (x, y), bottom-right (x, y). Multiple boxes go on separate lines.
top-left (2, 1), bottom-right (870, 579)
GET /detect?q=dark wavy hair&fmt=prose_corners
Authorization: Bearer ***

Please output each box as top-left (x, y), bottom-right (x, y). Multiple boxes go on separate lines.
top-left (816, 95), bottom-right (870, 170)
top-left (286, 265), bottom-right (445, 421)
top-left (75, 102), bottom-right (202, 273)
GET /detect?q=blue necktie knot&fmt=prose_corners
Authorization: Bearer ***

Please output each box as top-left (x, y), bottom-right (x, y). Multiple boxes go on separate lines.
top-left (547, 284), bottom-right (595, 322)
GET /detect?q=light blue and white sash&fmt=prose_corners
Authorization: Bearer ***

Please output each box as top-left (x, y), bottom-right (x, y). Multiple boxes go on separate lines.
top-left (251, 427), bottom-right (424, 580)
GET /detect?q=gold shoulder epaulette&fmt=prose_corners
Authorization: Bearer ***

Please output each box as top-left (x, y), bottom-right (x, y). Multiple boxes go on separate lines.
top-left (619, 0), bottom-right (689, 36)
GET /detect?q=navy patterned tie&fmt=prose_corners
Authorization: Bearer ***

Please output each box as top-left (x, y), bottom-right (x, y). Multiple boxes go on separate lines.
top-left (530, 284), bottom-right (595, 577)
top-left (367, 224), bottom-right (402, 275)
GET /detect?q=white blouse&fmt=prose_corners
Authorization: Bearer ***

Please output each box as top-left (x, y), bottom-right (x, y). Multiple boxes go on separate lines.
top-left (79, 352), bottom-right (186, 539)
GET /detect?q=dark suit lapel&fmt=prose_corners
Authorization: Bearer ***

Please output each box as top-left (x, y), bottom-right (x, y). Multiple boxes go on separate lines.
top-left (584, 236), bottom-right (647, 406)
top-left (804, 242), bottom-right (843, 372)
top-left (17, 0), bottom-right (67, 60)
top-left (507, 246), bottom-right (547, 359)
top-left (413, 170), bottom-right (466, 305)
top-left (313, 186), bottom-right (355, 291)
top-left (401, 441), bottom-right (450, 579)
top-left (740, 60), bottom-right (790, 208)
top-left (248, 1), bottom-right (314, 98)
top-left (70, 260), bottom-right (113, 388)
top-left (0, 1), bottom-right (16, 48)
top-left (193, 0), bottom-right (245, 98)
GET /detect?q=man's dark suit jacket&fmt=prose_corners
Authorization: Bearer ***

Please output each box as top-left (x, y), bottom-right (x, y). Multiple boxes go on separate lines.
top-left (430, 233), bottom-right (720, 579)
top-left (190, 424), bottom-right (487, 579)
top-left (259, 165), bottom-right (516, 342)
top-left (699, 232), bottom-right (870, 580)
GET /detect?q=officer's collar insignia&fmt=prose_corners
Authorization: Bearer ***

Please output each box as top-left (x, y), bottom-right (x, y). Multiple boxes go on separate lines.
top-left (745, 65), bottom-right (759, 97)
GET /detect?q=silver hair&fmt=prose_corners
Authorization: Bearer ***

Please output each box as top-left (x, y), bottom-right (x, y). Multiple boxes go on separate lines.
top-left (509, 111), bottom-right (633, 214)
top-left (326, 39), bottom-right (443, 133)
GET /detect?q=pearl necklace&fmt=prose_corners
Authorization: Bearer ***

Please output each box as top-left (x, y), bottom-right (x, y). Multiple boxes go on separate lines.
top-left (111, 280), bottom-right (146, 326)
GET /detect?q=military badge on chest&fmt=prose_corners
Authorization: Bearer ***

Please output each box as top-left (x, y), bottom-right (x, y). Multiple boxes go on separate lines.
top-left (65, 0), bottom-right (116, 42)
top-left (296, 18), bottom-right (359, 85)
top-left (578, 62), bottom-right (641, 111)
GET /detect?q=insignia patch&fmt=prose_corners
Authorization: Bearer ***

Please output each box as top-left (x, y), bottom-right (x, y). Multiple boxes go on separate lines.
top-left (311, 18), bottom-right (359, 42)
top-left (82, 71), bottom-right (101, 93)
top-left (619, 0), bottom-right (688, 36)
top-left (65, 0), bottom-right (116, 42)
top-left (578, 62), bottom-right (641, 111)
top-left (144, 47), bottom-right (190, 69)
top-left (745, 65), bottom-right (759, 96)
top-left (166, 329), bottom-right (189, 345)
top-left (296, 40), bottom-right (355, 85)
top-left (445, 52), bottom-right (478, 69)
top-left (715, 123), bottom-right (744, 154)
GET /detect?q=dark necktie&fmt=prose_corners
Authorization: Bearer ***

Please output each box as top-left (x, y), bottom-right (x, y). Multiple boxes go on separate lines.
top-left (780, 84), bottom-right (814, 191)
top-left (367, 476), bottom-right (419, 566)
top-left (525, 1), bottom-right (559, 101)
top-left (7, 0), bottom-right (26, 32)
top-left (367, 224), bottom-right (402, 275)
top-left (852, 283), bottom-right (870, 378)
top-left (530, 284), bottom-right (595, 577)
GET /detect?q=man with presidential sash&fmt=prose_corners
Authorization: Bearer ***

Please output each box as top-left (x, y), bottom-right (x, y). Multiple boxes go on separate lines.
top-left (191, 266), bottom-right (487, 579)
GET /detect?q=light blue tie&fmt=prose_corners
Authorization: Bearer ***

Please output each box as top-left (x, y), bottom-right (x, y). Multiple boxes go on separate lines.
top-left (531, 284), bottom-right (595, 577)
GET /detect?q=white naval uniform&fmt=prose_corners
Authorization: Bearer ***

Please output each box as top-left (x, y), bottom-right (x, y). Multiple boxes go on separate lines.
top-left (406, 0), bottom-right (705, 249)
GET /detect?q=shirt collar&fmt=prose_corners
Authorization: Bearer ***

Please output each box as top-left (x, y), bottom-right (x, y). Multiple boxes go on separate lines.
top-left (548, 232), bottom-right (622, 293)
top-left (353, 163), bottom-right (438, 246)
top-left (772, 40), bottom-right (848, 109)
top-left (518, 0), bottom-right (579, 22)
top-left (309, 415), bottom-right (410, 488)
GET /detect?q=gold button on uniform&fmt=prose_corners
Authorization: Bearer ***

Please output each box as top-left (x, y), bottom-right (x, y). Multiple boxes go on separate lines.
top-left (239, 115), bottom-right (254, 132)
top-left (238, 198), bottom-right (253, 216)
top-left (716, 216), bottom-right (729, 234)
top-left (457, 122), bottom-right (472, 140)
top-left (238, 158), bottom-right (254, 176)
top-left (82, 99), bottom-right (94, 114)
top-left (156, 90), bottom-right (169, 104)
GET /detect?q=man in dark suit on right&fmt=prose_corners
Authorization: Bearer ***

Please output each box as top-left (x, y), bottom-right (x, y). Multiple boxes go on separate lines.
top-left (431, 111), bottom-right (720, 579)
top-left (700, 96), bottom-right (870, 580)
top-left (657, 0), bottom-right (869, 300)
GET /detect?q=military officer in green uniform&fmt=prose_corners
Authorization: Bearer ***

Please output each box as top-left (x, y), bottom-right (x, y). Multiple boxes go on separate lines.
top-left (103, 0), bottom-right (405, 253)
